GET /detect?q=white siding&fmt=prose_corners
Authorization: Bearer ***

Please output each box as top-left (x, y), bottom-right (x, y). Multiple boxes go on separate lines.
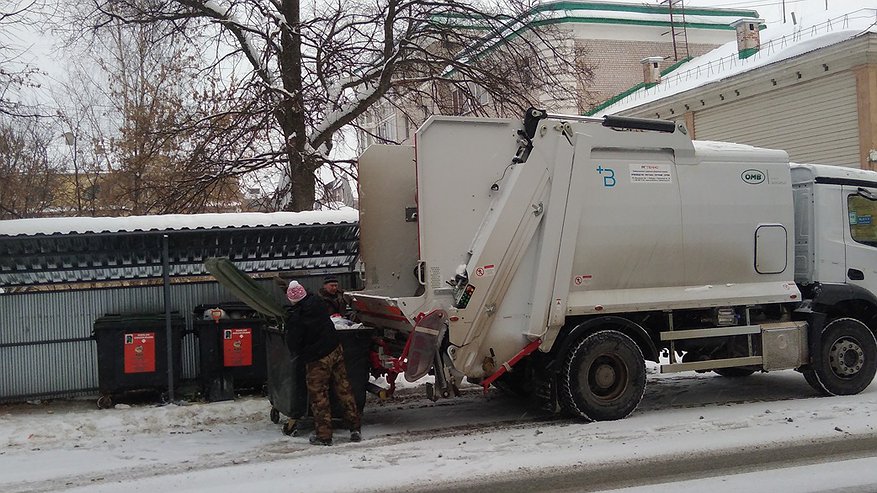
top-left (695, 72), bottom-right (860, 167)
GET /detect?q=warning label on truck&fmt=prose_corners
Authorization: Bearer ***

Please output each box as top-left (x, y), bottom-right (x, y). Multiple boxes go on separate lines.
top-left (573, 274), bottom-right (593, 287)
top-left (124, 332), bottom-right (156, 374)
top-left (474, 264), bottom-right (496, 278)
top-left (629, 164), bottom-right (672, 183)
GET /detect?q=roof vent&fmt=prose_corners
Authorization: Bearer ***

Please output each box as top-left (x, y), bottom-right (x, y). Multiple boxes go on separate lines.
top-left (731, 18), bottom-right (764, 59)
top-left (641, 57), bottom-right (664, 84)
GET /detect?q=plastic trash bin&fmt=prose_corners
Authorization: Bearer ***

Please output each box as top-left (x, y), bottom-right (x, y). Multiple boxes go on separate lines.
top-left (264, 322), bottom-right (373, 435)
top-left (193, 302), bottom-right (267, 402)
top-left (264, 324), bottom-right (309, 434)
top-left (92, 313), bottom-right (184, 409)
top-left (334, 325), bottom-right (373, 414)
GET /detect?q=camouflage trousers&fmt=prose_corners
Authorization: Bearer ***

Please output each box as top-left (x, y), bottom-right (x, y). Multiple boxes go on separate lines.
top-left (306, 344), bottom-right (361, 440)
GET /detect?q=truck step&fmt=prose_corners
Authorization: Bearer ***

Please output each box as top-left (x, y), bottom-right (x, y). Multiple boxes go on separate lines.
top-left (660, 325), bottom-right (761, 341)
top-left (660, 356), bottom-right (762, 374)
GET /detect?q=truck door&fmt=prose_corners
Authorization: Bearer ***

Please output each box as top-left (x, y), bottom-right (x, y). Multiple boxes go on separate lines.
top-left (843, 184), bottom-right (877, 294)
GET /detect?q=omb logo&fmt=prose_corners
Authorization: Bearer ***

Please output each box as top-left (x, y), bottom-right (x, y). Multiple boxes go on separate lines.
top-left (742, 169), bottom-right (765, 185)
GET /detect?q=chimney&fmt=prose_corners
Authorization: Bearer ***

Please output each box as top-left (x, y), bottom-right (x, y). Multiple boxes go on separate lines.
top-left (641, 57), bottom-right (664, 84)
top-left (731, 18), bottom-right (764, 59)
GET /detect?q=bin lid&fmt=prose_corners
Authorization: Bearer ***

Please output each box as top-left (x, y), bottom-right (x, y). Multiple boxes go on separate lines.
top-left (93, 313), bottom-right (185, 331)
top-left (204, 257), bottom-right (287, 322)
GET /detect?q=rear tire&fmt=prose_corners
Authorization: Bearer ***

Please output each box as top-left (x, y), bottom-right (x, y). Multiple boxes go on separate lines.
top-left (811, 318), bottom-right (877, 396)
top-left (558, 330), bottom-right (646, 421)
top-left (802, 368), bottom-right (829, 395)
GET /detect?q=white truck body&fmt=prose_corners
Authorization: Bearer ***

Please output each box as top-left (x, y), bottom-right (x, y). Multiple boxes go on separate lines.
top-left (352, 111), bottom-right (877, 419)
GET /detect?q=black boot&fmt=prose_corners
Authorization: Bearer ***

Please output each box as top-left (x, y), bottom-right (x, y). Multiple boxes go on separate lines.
top-left (309, 433), bottom-right (332, 446)
top-left (350, 430), bottom-right (362, 442)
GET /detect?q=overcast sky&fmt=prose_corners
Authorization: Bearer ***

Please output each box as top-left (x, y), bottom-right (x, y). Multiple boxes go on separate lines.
top-left (9, 0), bottom-right (866, 88)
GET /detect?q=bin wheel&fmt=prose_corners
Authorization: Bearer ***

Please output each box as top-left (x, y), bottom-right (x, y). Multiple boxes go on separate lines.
top-left (282, 420), bottom-right (298, 436)
top-left (270, 407), bottom-right (280, 424)
top-left (97, 395), bottom-right (113, 409)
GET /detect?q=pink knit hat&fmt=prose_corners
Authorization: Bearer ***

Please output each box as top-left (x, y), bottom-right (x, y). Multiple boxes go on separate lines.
top-left (286, 281), bottom-right (307, 303)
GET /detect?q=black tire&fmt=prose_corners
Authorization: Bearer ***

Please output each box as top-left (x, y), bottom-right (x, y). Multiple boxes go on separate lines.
top-left (811, 318), bottom-right (877, 396)
top-left (558, 330), bottom-right (646, 421)
top-left (96, 395), bottom-right (113, 410)
top-left (270, 407), bottom-right (280, 424)
top-left (714, 367), bottom-right (756, 378)
top-left (802, 368), bottom-right (830, 396)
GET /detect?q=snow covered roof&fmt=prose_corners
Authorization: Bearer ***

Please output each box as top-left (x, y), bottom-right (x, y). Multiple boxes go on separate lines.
top-left (0, 210), bottom-right (357, 237)
top-left (594, 6), bottom-right (877, 115)
top-left (0, 211), bottom-right (360, 287)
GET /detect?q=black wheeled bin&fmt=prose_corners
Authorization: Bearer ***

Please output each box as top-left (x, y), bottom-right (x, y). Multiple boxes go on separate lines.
top-left (264, 322), bottom-right (373, 434)
top-left (193, 302), bottom-right (268, 401)
top-left (333, 325), bottom-right (373, 415)
top-left (92, 313), bottom-right (185, 409)
top-left (264, 324), bottom-right (309, 432)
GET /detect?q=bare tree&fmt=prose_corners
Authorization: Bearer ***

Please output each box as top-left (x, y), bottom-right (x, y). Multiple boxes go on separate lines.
top-left (0, 116), bottom-right (62, 218)
top-left (80, 0), bottom-right (593, 211)
top-left (57, 12), bottom-right (247, 215)
top-left (0, 1), bottom-right (45, 118)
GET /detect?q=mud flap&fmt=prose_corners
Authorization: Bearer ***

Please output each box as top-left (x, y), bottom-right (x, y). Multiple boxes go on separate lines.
top-left (404, 309), bottom-right (448, 382)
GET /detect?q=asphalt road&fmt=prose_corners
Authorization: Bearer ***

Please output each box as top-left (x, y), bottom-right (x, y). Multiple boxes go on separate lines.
top-left (415, 433), bottom-right (877, 493)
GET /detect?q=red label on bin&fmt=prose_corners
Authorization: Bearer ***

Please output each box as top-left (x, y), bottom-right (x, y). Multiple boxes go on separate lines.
top-left (124, 332), bottom-right (156, 374)
top-left (223, 328), bottom-right (253, 367)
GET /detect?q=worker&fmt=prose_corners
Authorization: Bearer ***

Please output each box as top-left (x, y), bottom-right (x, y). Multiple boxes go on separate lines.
top-left (285, 280), bottom-right (361, 445)
top-left (318, 274), bottom-right (348, 316)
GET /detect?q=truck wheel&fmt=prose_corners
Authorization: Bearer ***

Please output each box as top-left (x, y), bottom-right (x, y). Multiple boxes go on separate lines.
top-left (811, 318), bottom-right (877, 396)
top-left (558, 330), bottom-right (646, 421)
top-left (802, 369), bottom-right (829, 396)
top-left (713, 367), bottom-right (756, 378)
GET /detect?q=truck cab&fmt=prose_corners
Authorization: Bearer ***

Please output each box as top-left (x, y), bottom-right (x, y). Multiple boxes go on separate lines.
top-left (793, 163), bottom-right (877, 305)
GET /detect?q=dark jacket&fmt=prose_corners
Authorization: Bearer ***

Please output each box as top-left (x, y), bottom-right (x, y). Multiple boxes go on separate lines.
top-left (318, 287), bottom-right (347, 316)
top-left (285, 293), bottom-right (339, 363)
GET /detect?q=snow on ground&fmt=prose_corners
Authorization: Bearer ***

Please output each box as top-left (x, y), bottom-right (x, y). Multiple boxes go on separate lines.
top-left (2, 369), bottom-right (877, 492)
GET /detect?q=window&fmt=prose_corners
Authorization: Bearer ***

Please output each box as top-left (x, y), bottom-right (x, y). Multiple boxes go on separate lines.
top-left (848, 194), bottom-right (877, 247)
top-left (375, 113), bottom-right (396, 142)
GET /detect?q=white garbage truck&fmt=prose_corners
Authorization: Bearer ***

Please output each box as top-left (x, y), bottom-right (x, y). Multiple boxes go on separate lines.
top-left (350, 108), bottom-right (877, 421)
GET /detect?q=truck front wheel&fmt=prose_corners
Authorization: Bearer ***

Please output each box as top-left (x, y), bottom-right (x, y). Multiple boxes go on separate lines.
top-left (809, 318), bottom-right (877, 396)
top-left (558, 330), bottom-right (646, 421)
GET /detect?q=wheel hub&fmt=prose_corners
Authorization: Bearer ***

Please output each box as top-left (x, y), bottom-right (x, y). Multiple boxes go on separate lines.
top-left (829, 337), bottom-right (865, 377)
top-left (586, 354), bottom-right (628, 401)
top-left (594, 363), bottom-right (617, 389)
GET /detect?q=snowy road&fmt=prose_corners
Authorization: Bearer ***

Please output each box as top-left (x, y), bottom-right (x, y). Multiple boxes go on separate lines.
top-left (2, 369), bottom-right (876, 492)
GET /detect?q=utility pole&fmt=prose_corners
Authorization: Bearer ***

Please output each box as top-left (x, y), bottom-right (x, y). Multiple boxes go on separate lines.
top-left (64, 131), bottom-right (82, 215)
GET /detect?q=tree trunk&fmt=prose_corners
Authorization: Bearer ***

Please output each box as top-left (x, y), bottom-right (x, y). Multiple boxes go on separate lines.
top-left (287, 163), bottom-right (316, 211)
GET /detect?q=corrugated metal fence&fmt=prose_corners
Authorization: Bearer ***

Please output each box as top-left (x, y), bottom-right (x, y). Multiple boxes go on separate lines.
top-left (0, 273), bottom-right (357, 403)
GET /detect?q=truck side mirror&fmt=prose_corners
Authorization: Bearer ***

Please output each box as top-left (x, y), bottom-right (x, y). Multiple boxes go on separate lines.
top-left (857, 187), bottom-right (877, 201)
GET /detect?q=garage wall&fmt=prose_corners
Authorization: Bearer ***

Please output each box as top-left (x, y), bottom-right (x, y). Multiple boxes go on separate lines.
top-left (695, 72), bottom-right (860, 167)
